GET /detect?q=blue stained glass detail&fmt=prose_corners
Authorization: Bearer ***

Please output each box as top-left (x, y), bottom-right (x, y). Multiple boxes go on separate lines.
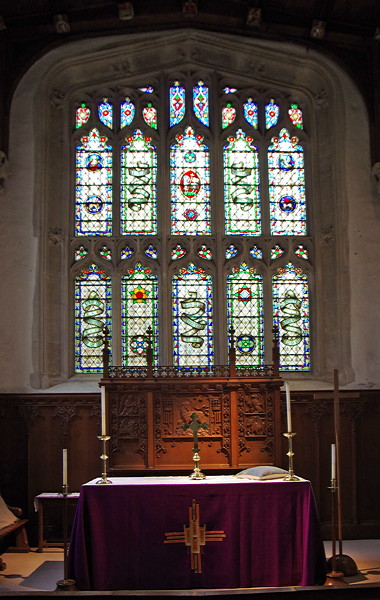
top-left (170, 82), bottom-right (185, 127)
top-left (244, 99), bottom-right (258, 128)
top-left (121, 98), bottom-right (135, 128)
top-left (193, 82), bottom-right (209, 126)
top-left (249, 246), bottom-right (262, 259)
top-left (226, 245), bottom-right (238, 259)
top-left (121, 246), bottom-right (134, 259)
top-left (145, 245), bottom-right (158, 259)
top-left (265, 99), bottom-right (279, 129)
top-left (98, 98), bottom-right (113, 129)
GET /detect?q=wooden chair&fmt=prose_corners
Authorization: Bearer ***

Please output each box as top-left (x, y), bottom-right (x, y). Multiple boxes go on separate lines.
top-left (0, 505), bottom-right (29, 571)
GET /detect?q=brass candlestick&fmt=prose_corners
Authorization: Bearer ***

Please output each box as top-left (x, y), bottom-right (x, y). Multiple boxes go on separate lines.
top-left (56, 484), bottom-right (76, 590)
top-left (96, 435), bottom-right (112, 484)
top-left (282, 432), bottom-right (299, 481)
top-left (190, 451), bottom-right (206, 480)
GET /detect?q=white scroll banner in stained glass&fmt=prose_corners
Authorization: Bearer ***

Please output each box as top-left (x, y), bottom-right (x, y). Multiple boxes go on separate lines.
top-left (224, 130), bottom-right (261, 235)
top-left (227, 263), bottom-right (264, 367)
top-left (74, 264), bottom-right (112, 374)
top-left (272, 262), bottom-right (310, 371)
top-left (120, 129), bottom-right (157, 235)
top-left (172, 263), bottom-right (213, 367)
top-left (75, 129), bottom-right (112, 236)
top-left (121, 263), bottom-right (158, 367)
top-left (170, 127), bottom-right (211, 235)
top-left (268, 129), bottom-right (307, 236)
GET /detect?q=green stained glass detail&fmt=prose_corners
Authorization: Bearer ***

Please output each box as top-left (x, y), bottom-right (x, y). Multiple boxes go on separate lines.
top-left (227, 263), bottom-right (264, 366)
top-left (121, 263), bottom-right (158, 367)
top-left (75, 128), bottom-right (112, 236)
top-left (197, 244), bottom-right (212, 260)
top-left (222, 103), bottom-right (236, 129)
top-left (75, 246), bottom-right (88, 261)
top-left (288, 103), bottom-right (303, 129)
top-left (170, 127), bottom-right (211, 235)
top-left (76, 103), bottom-right (90, 128)
top-left (226, 245), bottom-right (238, 259)
top-left (295, 245), bottom-right (308, 259)
top-left (272, 262), bottom-right (310, 371)
top-left (98, 98), bottom-right (113, 129)
top-left (74, 263), bottom-right (112, 373)
top-left (271, 245), bottom-right (284, 260)
top-left (145, 245), bottom-right (158, 259)
top-left (172, 263), bottom-right (213, 367)
top-left (193, 81), bottom-right (209, 126)
top-left (224, 129), bottom-right (261, 235)
top-left (143, 103), bottom-right (157, 129)
top-left (249, 245), bottom-right (262, 259)
top-left (121, 246), bottom-right (134, 259)
top-left (265, 99), bottom-right (279, 129)
top-left (172, 245), bottom-right (187, 260)
top-left (268, 129), bottom-right (307, 236)
top-left (99, 246), bottom-right (112, 260)
top-left (170, 82), bottom-right (185, 127)
top-left (120, 129), bottom-right (157, 235)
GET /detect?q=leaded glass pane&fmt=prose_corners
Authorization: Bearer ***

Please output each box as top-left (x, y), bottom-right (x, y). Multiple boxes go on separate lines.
top-left (121, 246), bottom-right (134, 259)
top-left (74, 263), bottom-right (112, 373)
top-left (227, 263), bottom-right (264, 366)
top-left (143, 103), bottom-right (157, 129)
top-left (288, 103), bottom-right (303, 129)
top-left (170, 127), bottom-right (211, 235)
top-left (172, 245), bottom-right (187, 260)
top-left (76, 104), bottom-right (90, 128)
top-left (271, 245), bottom-right (284, 260)
top-left (75, 128), bottom-right (112, 236)
top-left (268, 129), bottom-right (307, 236)
top-left (193, 81), bottom-right (209, 126)
top-left (170, 82), bottom-right (185, 126)
top-left (75, 246), bottom-right (88, 261)
top-left (197, 244), bottom-right (212, 260)
top-left (249, 245), bottom-right (262, 259)
top-left (265, 99), bottom-right (279, 129)
top-left (99, 246), bottom-right (111, 260)
top-left (145, 245), bottom-right (158, 259)
top-left (272, 262), bottom-right (310, 371)
top-left (222, 104), bottom-right (236, 129)
top-left (121, 98), bottom-right (135, 128)
top-left (121, 263), bottom-right (158, 366)
top-left (226, 245), bottom-right (238, 259)
top-left (295, 245), bottom-right (308, 259)
top-left (243, 99), bottom-right (258, 128)
top-left (224, 130), bottom-right (261, 235)
top-left (172, 263), bottom-right (213, 367)
top-left (98, 98), bottom-right (113, 129)
top-left (120, 129), bottom-right (157, 235)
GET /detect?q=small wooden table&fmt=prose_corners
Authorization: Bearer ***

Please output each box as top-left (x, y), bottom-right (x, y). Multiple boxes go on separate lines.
top-left (34, 492), bottom-right (80, 552)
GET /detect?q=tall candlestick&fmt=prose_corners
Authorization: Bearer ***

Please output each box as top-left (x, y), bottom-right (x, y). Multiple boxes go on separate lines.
top-left (285, 381), bottom-right (292, 432)
top-left (331, 443), bottom-right (336, 480)
top-left (62, 449), bottom-right (68, 487)
top-left (101, 386), bottom-right (106, 436)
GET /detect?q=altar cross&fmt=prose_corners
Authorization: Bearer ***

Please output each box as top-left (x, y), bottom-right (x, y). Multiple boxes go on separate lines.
top-left (164, 499), bottom-right (226, 573)
top-left (181, 412), bottom-right (209, 453)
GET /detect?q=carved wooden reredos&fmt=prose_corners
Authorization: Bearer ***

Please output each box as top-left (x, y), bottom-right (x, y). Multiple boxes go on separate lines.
top-left (101, 330), bottom-right (283, 473)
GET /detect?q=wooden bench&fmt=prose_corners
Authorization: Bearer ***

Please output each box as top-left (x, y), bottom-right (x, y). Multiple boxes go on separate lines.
top-left (0, 506), bottom-right (29, 571)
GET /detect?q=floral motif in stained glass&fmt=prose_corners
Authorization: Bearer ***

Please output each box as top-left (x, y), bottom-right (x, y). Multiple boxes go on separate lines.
top-left (172, 263), bottom-right (213, 367)
top-left (99, 246), bottom-right (112, 260)
top-left (121, 263), bottom-right (158, 366)
top-left (193, 81), bottom-right (209, 126)
top-left (272, 262), bottom-right (310, 371)
top-left (121, 246), bottom-right (134, 259)
top-left (74, 263), bottom-right (112, 373)
top-left (98, 98), bottom-right (113, 129)
top-left (222, 104), bottom-right (236, 129)
top-left (145, 245), bottom-right (158, 259)
top-left (227, 263), bottom-right (264, 366)
top-left (172, 245), bottom-right (187, 260)
top-left (265, 99), bottom-right (279, 129)
top-left (226, 245), bottom-right (238, 259)
top-left (271, 245), bottom-right (284, 260)
top-left (268, 129), bottom-right (307, 236)
top-left (295, 245), bottom-right (308, 259)
top-left (224, 129), bottom-right (261, 235)
top-left (121, 98), bottom-right (135, 128)
top-left (75, 128), bottom-right (113, 236)
top-left (120, 129), bottom-right (157, 235)
top-left (249, 245), bottom-right (263, 259)
top-left (143, 103), bottom-right (157, 129)
top-left (76, 104), bottom-right (90, 128)
top-left (170, 127), bottom-right (211, 235)
top-left (288, 103), bottom-right (303, 129)
top-left (170, 82), bottom-right (185, 127)
top-left (244, 99), bottom-right (258, 128)
top-left (197, 245), bottom-right (212, 260)
top-left (75, 246), bottom-right (88, 261)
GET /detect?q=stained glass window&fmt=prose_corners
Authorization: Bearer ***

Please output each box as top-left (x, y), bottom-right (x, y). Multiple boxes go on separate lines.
top-left (75, 128), bottom-right (113, 236)
top-left (143, 103), bottom-right (157, 129)
top-left (197, 245), bottom-right (212, 260)
top-left (288, 103), bottom-right (303, 129)
top-left (249, 246), bottom-right (262, 260)
top-left (222, 103), bottom-right (236, 129)
top-left (227, 263), bottom-right (264, 367)
top-left (98, 98), bottom-right (113, 129)
top-left (172, 263), bottom-right (213, 367)
top-left (193, 81), bottom-right (209, 126)
top-left (120, 130), bottom-right (157, 235)
top-left (121, 98), bottom-right (135, 128)
top-left (170, 82), bottom-right (185, 126)
top-left (170, 127), bottom-right (211, 235)
top-left (121, 263), bottom-right (158, 367)
top-left (265, 99), bottom-right (279, 129)
top-left (74, 263), bottom-right (112, 373)
top-left (244, 99), bottom-right (258, 128)
top-left (268, 129), bottom-right (307, 235)
top-left (172, 245), bottom-right (187, 260)
top-left (224, 130), bottom-right (261, 235)
top-left (226, 245), bottom-right (238, 259)
top-left (76, 104), bottom-right (90, 128)
top-left (272, 263), bottom-right (310, 371)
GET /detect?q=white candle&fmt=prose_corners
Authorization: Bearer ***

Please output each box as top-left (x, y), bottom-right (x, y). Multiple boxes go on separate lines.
top-left (101, 386), bottom-right (106, 435)
top-left (285, 381), bottom-right (292, 432)
top-left (62, 449), bottom-right (68, 487)
top-left (331, 443), bottom-right (336, 480)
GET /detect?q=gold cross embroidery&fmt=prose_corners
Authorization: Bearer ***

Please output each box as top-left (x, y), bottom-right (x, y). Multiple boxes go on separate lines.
top-left (164, 499), bottom-right (226, 573)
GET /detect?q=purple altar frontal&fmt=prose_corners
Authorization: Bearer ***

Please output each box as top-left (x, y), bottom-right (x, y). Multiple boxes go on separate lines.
top-left (67, 475), bottom-right (326, 590)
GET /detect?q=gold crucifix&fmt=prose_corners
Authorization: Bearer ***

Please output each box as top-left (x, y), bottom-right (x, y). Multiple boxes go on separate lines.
top-left (181, 412), bottom-right (209, 479)
top-left (164, 499), bottom-right (226, 573)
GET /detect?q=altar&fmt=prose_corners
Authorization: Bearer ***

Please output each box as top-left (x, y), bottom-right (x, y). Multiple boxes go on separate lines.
top-left (67, 476), bottom-right (326, 590)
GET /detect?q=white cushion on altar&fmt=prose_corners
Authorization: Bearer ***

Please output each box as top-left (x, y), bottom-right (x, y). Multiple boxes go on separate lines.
top-left (0, 496), bottom-right (18, 528)
top-left (235, 466), bottom-right (288, 480)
